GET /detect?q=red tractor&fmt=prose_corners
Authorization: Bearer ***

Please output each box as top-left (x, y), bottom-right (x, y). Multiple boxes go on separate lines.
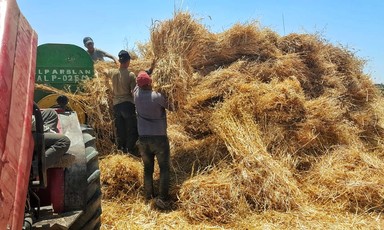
top-left (0, 0), bottom-right (102, 229)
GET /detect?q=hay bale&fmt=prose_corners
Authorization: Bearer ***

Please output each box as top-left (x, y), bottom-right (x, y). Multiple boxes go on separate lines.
top-left (216, 23), bottom-right (280, 64)
top-left (293, 96), bottom-right (360, 155)
top-left (150, 11), bottom-right (211, 61)
top-left (211, 104), bottom-right (303, 211)
top-left (302, 146), bottom-right (384, 212)
top-left (171, 135), bottom-right (230, 184)
top-left (181, 66), bottom-right (248, 138)
top-left (100, 154), bottom-right (143, 199)
top-left (179, 169), bottom-right (244, 224)
top-left (151, 55), bottom-right (194, 108)
top-left (149, 11), bottom-right (209, 107)
top-left (239, 53), bottom-right (310, 83)
top-left (79, 71), bottom-right (115, 154)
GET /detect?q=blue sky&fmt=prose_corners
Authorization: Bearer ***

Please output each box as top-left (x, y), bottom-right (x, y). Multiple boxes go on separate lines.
top-left (17, 0), bottom-right (384, 83)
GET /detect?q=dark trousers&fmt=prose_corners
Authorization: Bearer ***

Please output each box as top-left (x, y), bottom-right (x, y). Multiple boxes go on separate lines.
top-left (44, 133), bottom-right (71, 168)
top-left (137, 136), bottom-right (170, 200)
top-left (40, 109), bottom-right (70, 167)
top-left (113, 101), bottom-right (138, 153)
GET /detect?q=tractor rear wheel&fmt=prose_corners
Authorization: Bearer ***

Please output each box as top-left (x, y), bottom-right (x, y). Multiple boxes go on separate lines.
top-left (70, 125), bottom-right (102, 230)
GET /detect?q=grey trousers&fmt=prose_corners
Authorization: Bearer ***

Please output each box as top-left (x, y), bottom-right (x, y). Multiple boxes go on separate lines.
top-left (44, 133), bottom-right (70, 168)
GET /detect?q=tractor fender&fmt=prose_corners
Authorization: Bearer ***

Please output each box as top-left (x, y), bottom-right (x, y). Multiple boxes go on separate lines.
top-left (58, 112), bottom-right (87, 211)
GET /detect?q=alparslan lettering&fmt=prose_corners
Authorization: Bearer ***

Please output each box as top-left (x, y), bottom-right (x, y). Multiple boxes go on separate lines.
top-left (37, 68), bottom-right (92, 75)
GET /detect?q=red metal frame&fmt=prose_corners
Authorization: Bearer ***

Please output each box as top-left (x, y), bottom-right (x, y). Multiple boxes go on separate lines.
top-left (0, 0), bottom-right (37, 229)
top-left (48, 168), bottom-right (65, 213)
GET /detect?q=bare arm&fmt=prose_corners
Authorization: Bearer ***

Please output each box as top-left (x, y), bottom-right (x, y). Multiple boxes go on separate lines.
top-left (104, 53), bottom-right (119, 64)
top-left (146, 58), bottom-right (157, 75)
top-left (103, 69), bottom-right (113, 92)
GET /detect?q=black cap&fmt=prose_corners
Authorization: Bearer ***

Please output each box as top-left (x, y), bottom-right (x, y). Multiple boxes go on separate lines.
top-left (118, 50), bottom-right (131, 63)
top-left (83, 37), bottom-right (93, 45)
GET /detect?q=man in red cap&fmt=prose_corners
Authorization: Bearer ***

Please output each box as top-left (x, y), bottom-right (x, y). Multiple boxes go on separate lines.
top-left (133, 71), bottom-right (174, 209)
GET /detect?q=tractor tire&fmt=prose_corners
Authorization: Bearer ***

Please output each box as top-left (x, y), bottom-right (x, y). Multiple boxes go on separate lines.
top-left (70, 125), bottom-right (102, 230)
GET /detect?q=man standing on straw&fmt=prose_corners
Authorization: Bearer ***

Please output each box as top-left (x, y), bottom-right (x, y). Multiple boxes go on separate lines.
top-left (133, 71), bottom-right (173, 210)
top-left (106, 50), bottom-right (139, 156)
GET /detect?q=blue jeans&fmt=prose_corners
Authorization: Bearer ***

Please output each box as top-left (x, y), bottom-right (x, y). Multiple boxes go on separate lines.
top-left (137, 136), bottom-right (170, 200)
top-left (113, 101), bottom-right (138, 154)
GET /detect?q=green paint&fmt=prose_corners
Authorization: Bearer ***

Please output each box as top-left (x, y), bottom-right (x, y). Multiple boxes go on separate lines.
top-left (34, 43), bottom-right (94, 102)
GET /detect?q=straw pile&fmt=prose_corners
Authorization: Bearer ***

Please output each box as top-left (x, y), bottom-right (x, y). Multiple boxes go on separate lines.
top-left (99, 154), bottom-right (143, 199)
top-left (179, 168), bottom-right (243, 224)
top-left (35, 11), bottom-right (384, 228)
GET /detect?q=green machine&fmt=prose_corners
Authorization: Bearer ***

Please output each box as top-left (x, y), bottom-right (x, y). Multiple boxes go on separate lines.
top-left (34, 43), bottom-right (94, 123)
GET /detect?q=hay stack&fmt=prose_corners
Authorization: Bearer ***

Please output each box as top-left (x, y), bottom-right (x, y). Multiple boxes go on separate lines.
top-left (67, 11), bottom-right (384, 228)
top-left (146, 11), bottom-right (384, 224)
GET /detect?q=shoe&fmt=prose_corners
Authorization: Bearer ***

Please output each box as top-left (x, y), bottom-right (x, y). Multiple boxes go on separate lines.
top-left (154, 198), bottom-right (170, 210)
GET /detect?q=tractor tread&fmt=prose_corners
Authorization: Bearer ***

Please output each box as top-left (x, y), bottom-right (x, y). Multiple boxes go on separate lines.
top-left (69, 126), bottom-right (102, 230)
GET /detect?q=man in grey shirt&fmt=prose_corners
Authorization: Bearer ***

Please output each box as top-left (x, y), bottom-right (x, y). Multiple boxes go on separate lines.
top-left (83, 37), bottom-right (118, 64)
top-left (133, 71), bottom-right (173, 210)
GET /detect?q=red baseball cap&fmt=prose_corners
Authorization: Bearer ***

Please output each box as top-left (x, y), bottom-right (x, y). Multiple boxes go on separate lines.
top-left (136, 71), bottom-right (152, 87)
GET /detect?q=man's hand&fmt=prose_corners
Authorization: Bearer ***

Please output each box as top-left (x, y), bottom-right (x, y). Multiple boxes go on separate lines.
top-left (148, 58), bottom-right (157, 74)
top-left (114, 58), bottom-right (119, 65)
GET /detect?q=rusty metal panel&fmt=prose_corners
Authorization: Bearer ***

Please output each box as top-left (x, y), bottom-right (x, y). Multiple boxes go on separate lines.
top-left (0, 0), bottom-right (37, 229)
